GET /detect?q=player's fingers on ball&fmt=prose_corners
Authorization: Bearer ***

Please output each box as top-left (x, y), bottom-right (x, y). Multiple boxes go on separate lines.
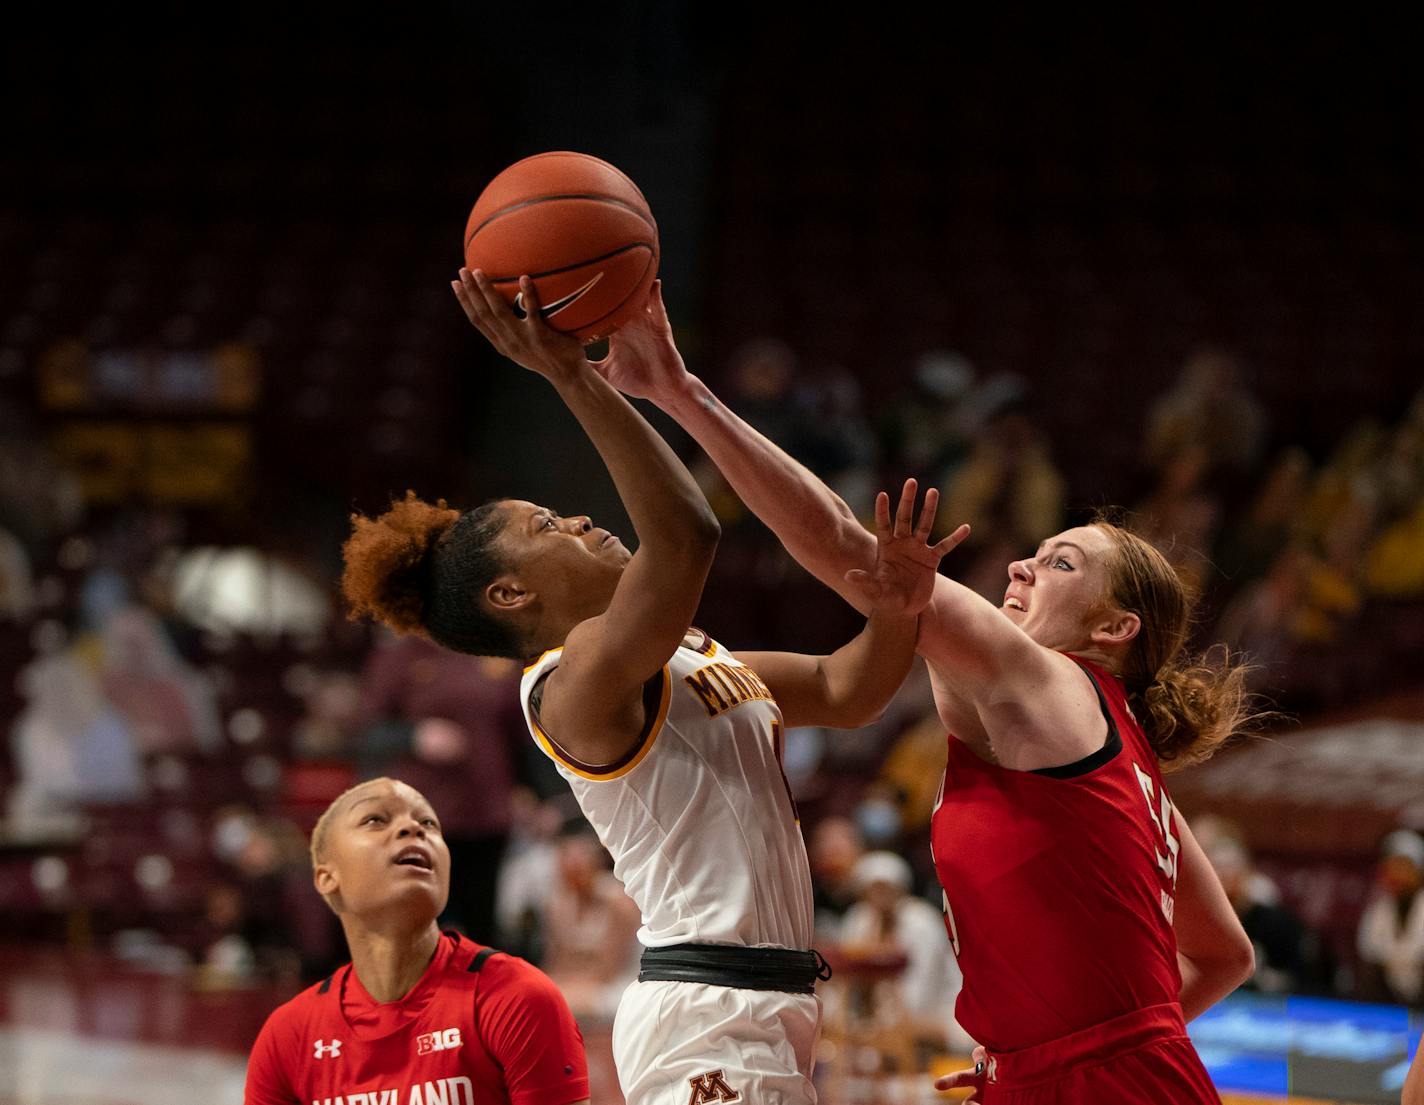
top-left (894, 478), bottom-right (918, 536)
top-left (470, 269), bottom-right (513, 324)
top-left (517, 276), bottom-right (547, 327)
top-left (648, 279), bottom-right (669, 322)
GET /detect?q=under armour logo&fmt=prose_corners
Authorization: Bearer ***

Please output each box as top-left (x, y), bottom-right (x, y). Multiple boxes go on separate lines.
top-left (313, 1038), bottom-right (343, 1059)
top-left (687, 1069), bottom-right (740, 1105)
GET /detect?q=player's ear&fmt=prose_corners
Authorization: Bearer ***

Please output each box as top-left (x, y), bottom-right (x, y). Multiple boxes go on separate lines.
top-left (485, 575), bottom-right (533, 613)
top-left (1090, 607), bottom-right (1140, 648)
top-left (313, 859), bottom-right (338, 900)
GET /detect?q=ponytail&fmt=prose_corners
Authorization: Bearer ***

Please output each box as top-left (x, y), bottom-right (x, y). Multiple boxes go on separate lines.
top-left (1093, 519), bottom-right (1259, 770)
top-left (341, 491), bottom-right (523, 659)
top-left (1134, 645), bottom-right (1250, 772)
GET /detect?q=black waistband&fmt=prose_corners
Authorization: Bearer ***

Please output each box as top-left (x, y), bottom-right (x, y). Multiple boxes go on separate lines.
top-left (638, 943), bottom-right (832, 994)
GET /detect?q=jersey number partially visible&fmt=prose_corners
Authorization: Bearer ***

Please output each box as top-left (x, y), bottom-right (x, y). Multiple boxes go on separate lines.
top-left (1133, 761), bottom-right (1181, 921)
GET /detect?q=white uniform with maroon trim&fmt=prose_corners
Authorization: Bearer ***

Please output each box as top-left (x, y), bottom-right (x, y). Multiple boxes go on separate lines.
top-left (520, 629), bottom-right (820, 1105)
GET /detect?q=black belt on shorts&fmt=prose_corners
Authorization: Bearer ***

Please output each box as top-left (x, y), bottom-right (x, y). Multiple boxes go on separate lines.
top-left (638, 943), bottom-right (833, 994)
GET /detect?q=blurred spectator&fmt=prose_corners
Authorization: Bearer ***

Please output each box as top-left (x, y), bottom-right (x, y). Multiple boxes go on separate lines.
top-left (940, 398), bottom-right (1065, 600)
top-left (1144, 347), bottom-right (1266, 474)
top-left (840, 851), bottom-right (972, 1051)
top-left (1214, 448), bottom-right (1312, 585)
top-left (193, 882), bottom-right (258, 987)
top-left (1213, 546), bottom-right (1312, 680)
top-left (0, 412), bottom-right (84, 550)
top-left (1132, 444), bottom-right (1222, 595)
top-left (290, 671), bottom-right (364, 759)
top-left (1357, 829), bottom-right (1424, 1006)
top-left (357, 634), bottom-right (528, 944)
top-left (9, 648), bottom-right (144, 829)
top-left (1204, 834), bottom-right (1311, 994)
top-left (879, 349), bottom-right (977, 481)
top-left (0, 525), bottom-right (34, 620)
top-left (1367, 498), bottom-right (1424, 598)
top-left (792, 364), bottom-right (879, 513)
top-left (97, 605), bottom-right (222, 753)
top-left (809, 816), bottom-right (866, 941)
top-left (539, 830), bottom-right (641, 1020)
top-left (494, 789), bottom-right (566, 960)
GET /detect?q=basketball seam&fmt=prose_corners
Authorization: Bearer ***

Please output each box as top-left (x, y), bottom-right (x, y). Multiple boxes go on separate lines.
top-left (507, 152), bottom-right (651, 208)
top-left (568, 247), bottom-right (658, 337)
top-left (482, 242), bottom-right (655, 286)
top-left (465, 193), bottom-right (657, 246)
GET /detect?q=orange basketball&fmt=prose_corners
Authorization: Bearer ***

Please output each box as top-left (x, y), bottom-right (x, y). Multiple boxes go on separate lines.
top-left (463, 152), bottom-right (660, 342)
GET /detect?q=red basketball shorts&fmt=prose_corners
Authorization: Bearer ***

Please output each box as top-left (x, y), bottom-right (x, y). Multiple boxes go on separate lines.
top-left (978, 1002), bottom-right (1221, 1104)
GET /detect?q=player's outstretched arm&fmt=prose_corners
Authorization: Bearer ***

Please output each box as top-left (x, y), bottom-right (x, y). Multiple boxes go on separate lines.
top-left (1173, 816), bottom-right (1255, 1022)
top-left (595, 342), bottom-right (881, 613)
top-left (453, 271), bottom-right (718, 763)
top-left (593, 328), bottom-right (1064, 708)
top-left (738, 481), bottom-right (963, 728)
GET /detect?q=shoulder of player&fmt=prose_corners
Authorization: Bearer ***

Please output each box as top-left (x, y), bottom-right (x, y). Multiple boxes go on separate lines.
top-left (254, 969), bottom-right (345, 1045)
top-left (470, 946), bottom-right (559, 994)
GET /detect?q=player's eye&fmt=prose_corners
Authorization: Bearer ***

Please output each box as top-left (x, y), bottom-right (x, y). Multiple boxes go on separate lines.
top-left (1053, 557), bottom-right (1073, 570)
top-left (362, 814), bottom-right (385, 825)
top-left (421, 818), bottom-right (439, 828)
top-left (543, 517), bottom-right (556, 530)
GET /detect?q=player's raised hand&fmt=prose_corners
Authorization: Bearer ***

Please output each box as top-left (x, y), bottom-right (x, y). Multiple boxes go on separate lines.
top-left (587, 281), bottom-right (692, 401)
top-left (451, 268), bottom-right (586, 382)
top-left (933, 1046), bottom-right (988, 1101)
top-left (842, 479), bottom-right (968, 618)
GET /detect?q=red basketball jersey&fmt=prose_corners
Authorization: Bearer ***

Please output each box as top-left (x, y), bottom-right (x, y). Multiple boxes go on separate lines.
top-left (245, 932), bottom-right (589, 1105)
top-left (930, 656), bottom-right (1185, 1052)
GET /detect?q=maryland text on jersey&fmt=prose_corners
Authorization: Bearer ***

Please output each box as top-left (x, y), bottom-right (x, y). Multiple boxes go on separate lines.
top-left (682, 661), bottom-right (774, 719)
top-left (310, 1074), bottom-right (476, 1105)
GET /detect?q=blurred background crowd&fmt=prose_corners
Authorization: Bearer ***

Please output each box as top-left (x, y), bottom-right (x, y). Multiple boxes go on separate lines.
top-left (1, 9), bottom-right (1422, 1103)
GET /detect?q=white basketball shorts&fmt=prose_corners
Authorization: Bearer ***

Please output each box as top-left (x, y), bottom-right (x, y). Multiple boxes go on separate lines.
top-left (612, 978), bottom-right (821, 1105)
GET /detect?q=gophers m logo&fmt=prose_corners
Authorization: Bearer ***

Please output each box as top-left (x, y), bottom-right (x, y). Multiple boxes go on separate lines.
top-left (687, 1070), bottom-right (740, 1105)
top-left (416, 1027), bottom-right (463, 1055)
top-left (313, 1038), bottom-right (342, 1059)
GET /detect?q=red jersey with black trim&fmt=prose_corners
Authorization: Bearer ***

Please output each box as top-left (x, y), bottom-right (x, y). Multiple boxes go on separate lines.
top-left (930, 656), bottom-right (1184, 1052)
top-left (244, 931), bottom-right (589, 1105)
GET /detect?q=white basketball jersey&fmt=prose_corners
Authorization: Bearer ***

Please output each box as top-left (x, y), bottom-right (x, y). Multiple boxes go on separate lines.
top-left (520, 629), bottom-right (814, 951)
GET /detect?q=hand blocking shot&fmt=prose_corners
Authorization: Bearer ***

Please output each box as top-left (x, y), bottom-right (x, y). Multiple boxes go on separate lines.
top-left (334, 270), bottom-right (959, 1105)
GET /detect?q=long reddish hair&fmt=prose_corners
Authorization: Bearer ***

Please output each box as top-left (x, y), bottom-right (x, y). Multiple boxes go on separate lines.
top-left (1091, 520), bottom-right (1253, 771)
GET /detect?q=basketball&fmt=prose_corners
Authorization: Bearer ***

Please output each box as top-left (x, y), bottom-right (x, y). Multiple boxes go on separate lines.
top-left (463, 152), bottom-right (660, 342)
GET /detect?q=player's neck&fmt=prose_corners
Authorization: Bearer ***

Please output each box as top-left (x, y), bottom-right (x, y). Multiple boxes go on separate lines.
top-left (343, 919), bottom-right (442, 1003)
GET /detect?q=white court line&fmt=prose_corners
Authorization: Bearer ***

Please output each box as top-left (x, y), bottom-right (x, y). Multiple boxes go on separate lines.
top-left (0, 1026), bottom-right (247, 1105)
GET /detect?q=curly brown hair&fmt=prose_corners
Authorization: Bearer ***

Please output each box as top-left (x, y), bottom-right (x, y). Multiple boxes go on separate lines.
top-left (341, 491), bottom-right (521, 658)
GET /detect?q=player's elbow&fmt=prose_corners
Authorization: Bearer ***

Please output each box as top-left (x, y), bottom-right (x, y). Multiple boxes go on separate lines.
top-left (1226, 934), bottom-right (1256, 987)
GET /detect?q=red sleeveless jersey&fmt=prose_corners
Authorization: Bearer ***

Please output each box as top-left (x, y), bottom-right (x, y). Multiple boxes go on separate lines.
top-left (930, 657), bottom-right (1185, 1052)
top-left (245, 931), bottom-right (589, 1105)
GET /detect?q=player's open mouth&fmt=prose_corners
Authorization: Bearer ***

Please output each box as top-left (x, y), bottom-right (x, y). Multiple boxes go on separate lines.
top-left (392, 846), bottom-right (433, 871)
top-left (1004, 596), bottom-right (1026, 611)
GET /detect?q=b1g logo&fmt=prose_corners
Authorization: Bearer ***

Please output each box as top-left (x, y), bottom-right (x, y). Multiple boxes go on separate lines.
top-left (416, 1027), bottom-right (463, 1055)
